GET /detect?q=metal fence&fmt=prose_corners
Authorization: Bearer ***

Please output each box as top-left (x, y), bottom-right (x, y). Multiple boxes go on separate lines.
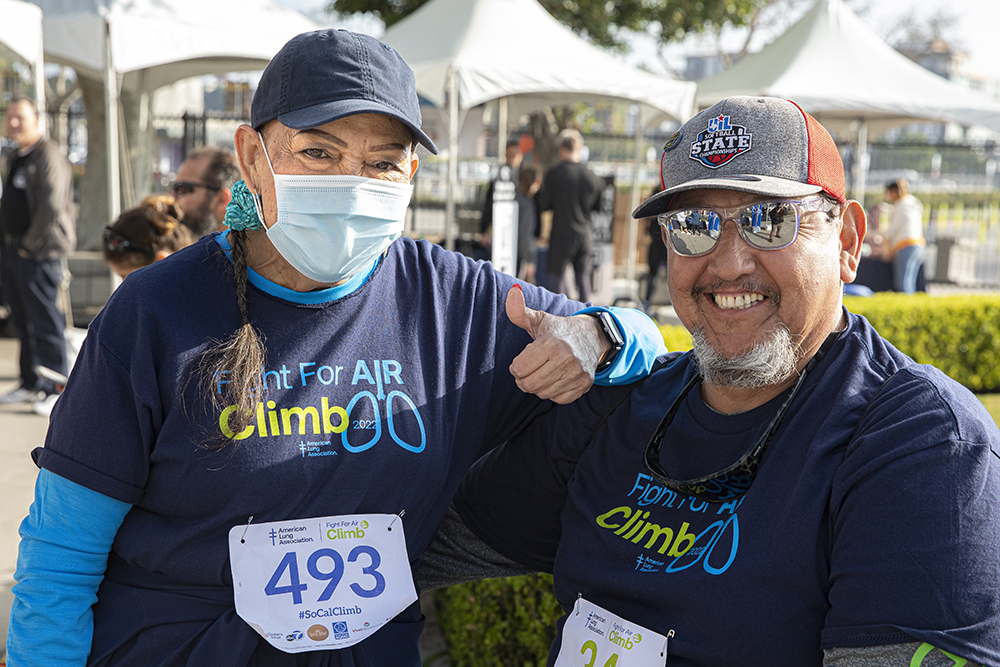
top-left (38, 109), bottom-right (1000, 286)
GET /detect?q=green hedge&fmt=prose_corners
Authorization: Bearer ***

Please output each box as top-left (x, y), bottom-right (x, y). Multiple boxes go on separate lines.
top-left (844, 293), bottom-right (1000, 392)
top-left (432, 574), bottom-right (563, 667)
top-left (658, 294), bottom-right (1000, 392)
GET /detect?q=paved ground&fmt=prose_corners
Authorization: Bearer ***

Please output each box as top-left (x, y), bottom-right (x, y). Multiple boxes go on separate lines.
top-left (0, 338), bottom-right (50, 663)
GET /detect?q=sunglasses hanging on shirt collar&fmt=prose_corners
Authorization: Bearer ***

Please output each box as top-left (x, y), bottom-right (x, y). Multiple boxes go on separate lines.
top-left (643, 330), bottom-right (841, 503)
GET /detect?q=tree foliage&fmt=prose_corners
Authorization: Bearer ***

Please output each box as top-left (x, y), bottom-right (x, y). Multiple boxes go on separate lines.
top-left (885, 8), bottom-right (962, 64)
top-left (326, 0), bottom-right (785, 169)
top-left (328, 0), bottom-right (770, 51)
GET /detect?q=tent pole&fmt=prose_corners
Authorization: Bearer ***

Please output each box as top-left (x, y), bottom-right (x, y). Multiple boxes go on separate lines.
top-left (497, 97), bottom-right (508, 157)
top-left (626, 107), bottom-right (646, 299)
top-left (34, 23), bottom-right (46, 137)
top-left (104, 19), bottom-right (121, 223)
top-left (853, 119), bottom-right (868, 204)
top-left (118, 100), bottom-right (135, 210)
top-left (445, 67), bottom-right (458, 252)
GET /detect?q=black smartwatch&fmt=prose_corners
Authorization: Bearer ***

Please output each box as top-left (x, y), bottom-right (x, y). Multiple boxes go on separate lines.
top-left (592, 310), bottom-right (625, 373)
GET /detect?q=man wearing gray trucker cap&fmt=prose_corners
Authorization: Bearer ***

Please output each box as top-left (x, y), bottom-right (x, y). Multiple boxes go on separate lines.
top-left (422, 96), bottom-right (1000, 666)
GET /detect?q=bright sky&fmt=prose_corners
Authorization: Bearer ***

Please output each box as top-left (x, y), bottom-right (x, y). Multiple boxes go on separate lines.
top-left (275, 0), bottom-right (1000, 81)
top-left (869, 0), bottom-right (1000, 80)
top-left (653, 0), bottom-right (1000, 81)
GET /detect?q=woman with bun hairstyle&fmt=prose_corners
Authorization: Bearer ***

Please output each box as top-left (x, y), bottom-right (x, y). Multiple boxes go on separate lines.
top-left (102, 195), bottom-right (196, 278)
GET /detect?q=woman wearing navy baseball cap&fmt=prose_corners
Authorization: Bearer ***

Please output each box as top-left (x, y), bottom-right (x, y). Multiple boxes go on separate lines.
top-left (7, 29), bottom-right (665, 666)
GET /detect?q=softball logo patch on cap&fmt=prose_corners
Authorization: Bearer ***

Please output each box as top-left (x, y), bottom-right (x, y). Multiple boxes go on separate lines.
top-left (689, 115), bottom-right (752, 169)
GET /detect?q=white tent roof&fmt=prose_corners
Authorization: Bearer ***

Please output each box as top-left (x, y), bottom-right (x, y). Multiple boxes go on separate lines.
top-left (0, 0), bottom-right (43, 65)
top-left (696, 0), bottom-right (1000, 133)
top-left (26, 0), bottom-right (319, 90)
top-left (381, 0), bottom-right (696, 124)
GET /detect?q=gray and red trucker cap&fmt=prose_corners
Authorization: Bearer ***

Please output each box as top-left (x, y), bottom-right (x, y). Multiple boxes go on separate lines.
top-left (633, 96), bottom-right (846, 218)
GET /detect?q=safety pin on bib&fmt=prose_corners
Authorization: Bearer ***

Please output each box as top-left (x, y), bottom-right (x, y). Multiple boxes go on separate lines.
top-left (662, 629), bottom-right (675, 657)
top-left (240, 515), bottom-right (253, 544)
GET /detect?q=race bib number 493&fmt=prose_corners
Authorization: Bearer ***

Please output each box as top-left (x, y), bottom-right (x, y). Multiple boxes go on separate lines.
top-left (554, 597), bottom-right (669, 667)
top-left (229, 514), bottom-right (417, 653)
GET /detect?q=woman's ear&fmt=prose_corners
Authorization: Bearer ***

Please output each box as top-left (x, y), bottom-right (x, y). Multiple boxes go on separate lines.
top-left (234, 124), bottom-right (263, 193)
top-left (153, 250), bottom-right (171, 263)
top-left (407, 152), bottom-right (419, 181)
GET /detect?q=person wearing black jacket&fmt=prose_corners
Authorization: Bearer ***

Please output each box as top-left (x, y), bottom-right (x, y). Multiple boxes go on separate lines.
top-left (537, 129), bottom-right (602, 301)
top-left (0, 98), bottom-right (76, 403)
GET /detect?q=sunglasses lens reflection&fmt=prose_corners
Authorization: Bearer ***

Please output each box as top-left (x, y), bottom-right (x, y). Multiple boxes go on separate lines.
top-left (661, 201), bottom-right (801, 256)
top-left (738, 202), bottom-right (796, 249)
top-left (659, 210), bottom-right (722, 256)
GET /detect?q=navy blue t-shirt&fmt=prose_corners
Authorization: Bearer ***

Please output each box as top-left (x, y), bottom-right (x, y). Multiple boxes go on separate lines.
top-left (455, 311), bottom-right (1000, 666)
top-left (35, 235), bottom-right (593, 665)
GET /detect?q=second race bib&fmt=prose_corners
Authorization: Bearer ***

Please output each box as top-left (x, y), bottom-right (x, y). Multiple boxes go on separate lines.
top-left (554, 597), bottom-right (670, 667)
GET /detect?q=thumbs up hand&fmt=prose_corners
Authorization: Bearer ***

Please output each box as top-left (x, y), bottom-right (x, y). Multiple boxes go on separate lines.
top-left (506, 285), bottom-right (612, 404)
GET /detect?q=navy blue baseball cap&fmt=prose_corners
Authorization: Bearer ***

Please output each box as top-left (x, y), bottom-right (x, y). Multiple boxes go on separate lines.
top-left (251, 29), bottom-right (439, 154)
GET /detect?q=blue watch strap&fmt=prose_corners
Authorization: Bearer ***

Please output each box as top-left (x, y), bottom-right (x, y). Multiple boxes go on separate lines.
top-left (575, 306), bottom-right (667, 385)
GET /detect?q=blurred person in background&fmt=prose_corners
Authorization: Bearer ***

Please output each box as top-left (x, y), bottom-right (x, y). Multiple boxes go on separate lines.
top-left (481, 139), bottom-right (523, 236)
top-left (103, 195), bottom-right (196, 279)
top-left (515, 165), bottom-right (540, 284)
top-left (33, 196), bottom-right (196, 419)
top-left (0, 97), bottom-right (76, 405)
top-left (476, 140), bottom-right (524, 262)
top-left (882, 178), bottom-right (925, 294)
top-left (538, 128), bottom-right (602, 301)
top-left (644, 183), bottom-right (667, 309)
top-left (172, 145), bottom-right (240, 237)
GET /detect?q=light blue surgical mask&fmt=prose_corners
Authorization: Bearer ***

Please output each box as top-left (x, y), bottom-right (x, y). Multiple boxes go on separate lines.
top-left (255, 133), bottom-right (412, 284)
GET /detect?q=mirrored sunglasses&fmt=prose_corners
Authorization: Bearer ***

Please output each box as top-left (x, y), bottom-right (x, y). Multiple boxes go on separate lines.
top-left (103, 227), bottom-right (154, 255)
top-left (657, 196), bottom-right (837, 257)
top-left (171, 180), bottom-right (221, 196)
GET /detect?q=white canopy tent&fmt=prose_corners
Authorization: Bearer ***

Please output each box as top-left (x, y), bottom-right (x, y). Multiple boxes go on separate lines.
top-left (0, 0), bottom-right (46, 133)
top-left (25, 0), bottom-right (319, 243)
top-left (31, 0), bottom-right (321, 92)
top-left (382, 0), bottom-right (696, 284)
top-left (696, 0), bottom-right (1000, 201)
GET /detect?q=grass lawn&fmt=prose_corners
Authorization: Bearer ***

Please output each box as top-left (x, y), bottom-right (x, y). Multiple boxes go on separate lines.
top-left (976, 394), bottom-right (1000, 426)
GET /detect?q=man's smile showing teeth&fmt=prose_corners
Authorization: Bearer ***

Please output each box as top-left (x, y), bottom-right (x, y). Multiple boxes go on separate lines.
top-left (713, 293), bottom-right (765, 310)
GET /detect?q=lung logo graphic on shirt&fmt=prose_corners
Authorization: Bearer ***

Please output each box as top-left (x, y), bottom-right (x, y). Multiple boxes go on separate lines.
top-left (216, 358), bottom-right (427, 455)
